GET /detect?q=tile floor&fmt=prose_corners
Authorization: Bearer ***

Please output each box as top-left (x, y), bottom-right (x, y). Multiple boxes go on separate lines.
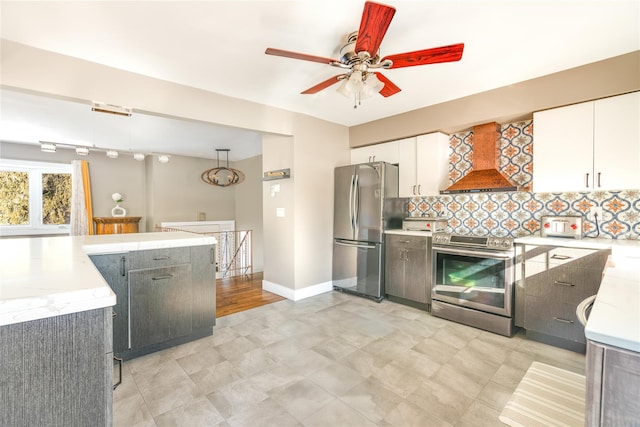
top-left (114, 292), bottom-right (586, 426)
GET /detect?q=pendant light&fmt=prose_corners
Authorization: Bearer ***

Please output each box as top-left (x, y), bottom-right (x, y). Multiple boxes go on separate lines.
top-left (201, 149), bottom-right (245, 187)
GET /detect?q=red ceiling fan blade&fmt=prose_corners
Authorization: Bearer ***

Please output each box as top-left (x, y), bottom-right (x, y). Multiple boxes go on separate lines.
top-left (301, 75), bottom-right (344, 94)
top-left (354, 1), bottom-right (396, 56)
top-left (265, 48), bottom-right (338, 65)
top-left (374, 72), bottom-right (401, 97)
top-left (382, 43), bottom-right (465, 69)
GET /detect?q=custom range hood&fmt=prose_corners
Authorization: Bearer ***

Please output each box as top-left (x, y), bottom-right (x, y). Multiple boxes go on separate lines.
top-left (441, 122), bottom-right (518, 194)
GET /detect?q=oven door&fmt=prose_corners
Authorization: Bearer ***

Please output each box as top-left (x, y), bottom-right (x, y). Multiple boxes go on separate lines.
top-left (431, 246), bottom-right (514, 316)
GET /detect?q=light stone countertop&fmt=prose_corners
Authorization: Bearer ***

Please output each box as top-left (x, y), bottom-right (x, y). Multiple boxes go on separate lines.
top-left (0, 232), bottom-right (216, 327)
top-left (516, 235), bottom-right (640, 352)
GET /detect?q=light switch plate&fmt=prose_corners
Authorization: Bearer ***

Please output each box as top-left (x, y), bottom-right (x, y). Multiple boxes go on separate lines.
top-left (276, 208), bottom-right (285, 217)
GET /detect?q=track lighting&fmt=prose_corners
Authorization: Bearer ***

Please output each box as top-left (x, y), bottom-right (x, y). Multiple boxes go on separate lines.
top-left (133, 153), bottom-right (145, 161)
top-left (40, 141), bottom-right (56, 153)
top-left (75, 146), bottom-right (90, 156)
top-left (106, 150), bottom-right (119, 159)
top-left (158, 155), bottom-right (170, 163)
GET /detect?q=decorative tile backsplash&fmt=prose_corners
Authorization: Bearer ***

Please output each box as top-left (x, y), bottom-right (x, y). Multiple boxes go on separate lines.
top-left (407, 120), bottom-right (640, 239)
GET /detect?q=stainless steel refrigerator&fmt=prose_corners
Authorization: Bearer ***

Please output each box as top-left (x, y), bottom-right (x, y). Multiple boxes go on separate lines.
top-left (332, 162), bottom-right (404, 301)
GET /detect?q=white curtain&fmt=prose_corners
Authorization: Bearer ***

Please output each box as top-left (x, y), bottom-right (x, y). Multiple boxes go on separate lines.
top-left (70, 160), bottom-right (93, 235)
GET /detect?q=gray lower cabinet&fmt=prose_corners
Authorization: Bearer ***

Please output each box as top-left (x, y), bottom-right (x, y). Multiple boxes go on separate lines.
top-left (586, 340), bottom-right (640, 426)
top-left (385, 234), bottom-right (430, 308)
top-left (129, 264), bottom-right (192, 350)
top-left (90, 244), bottom-right (216, 360)
top-left (0, 308), bottom-right (113, 427)
top-left (521, 245), bottom-right (610, 352)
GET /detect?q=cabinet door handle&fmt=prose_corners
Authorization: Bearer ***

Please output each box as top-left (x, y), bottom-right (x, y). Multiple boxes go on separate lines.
top-left (398, 249), bottom-right (405, 261)
top-left (597, 172), bottom-right (601, 188)
top-left (153, 255), bottom-right (170, 261)
top-left (585, 172), bottom-right (590, 188)
top-left (412, 185), bottom-right (416, 195)
top-left (152, 274), bottom-right (174, 281)
top-left (554, 280), bottom-right (575, 287)
top-left (210, 247), bottom-right (215, 265)
top-left (553, 317), bottom-right (574, 324)
top-left (417, 184), bottom-right (421, 195)
top-left (120, 256), bottom-right (126, 277)
top-left (550, 254), bottom-right (572, 260)
top-left (113, 356), bottom-right (123, 390)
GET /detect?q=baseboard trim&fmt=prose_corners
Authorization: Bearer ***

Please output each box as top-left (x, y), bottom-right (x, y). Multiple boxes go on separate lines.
top-left (262, 280), bottom-right (333, 301)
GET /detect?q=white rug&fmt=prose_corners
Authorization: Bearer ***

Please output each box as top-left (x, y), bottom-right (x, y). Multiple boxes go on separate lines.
top-left (499, 361), bottom-right (585, 427)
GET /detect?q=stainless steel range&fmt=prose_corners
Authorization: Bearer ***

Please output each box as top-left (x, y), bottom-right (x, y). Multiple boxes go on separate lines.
top-left (431, 232), bottom-right (516, 336)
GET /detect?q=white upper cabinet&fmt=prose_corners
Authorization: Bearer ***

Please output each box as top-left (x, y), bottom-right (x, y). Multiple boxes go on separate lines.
top-left (350, 140), bottom-right (399, 165)
top-left (533, 91), bottom-right (640, 192)
top-left (593, 92), bottom-right (640, 191)
top-left (398, 132), bottom-right (450, 197)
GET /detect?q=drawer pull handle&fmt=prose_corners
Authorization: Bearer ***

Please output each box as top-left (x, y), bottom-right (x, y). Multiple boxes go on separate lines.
top-left (399, 240), bottom-right (411, 244)
top-left (553, 317), bottom-right (574, 324)
top-left (152, 274), bottom-right (173, 281)
top-left (550, 254), bottom-right (572, 260)
top-left (554, 280), bottom-right (575, 287)
top-left (153, 255), bottom-right (170, 261)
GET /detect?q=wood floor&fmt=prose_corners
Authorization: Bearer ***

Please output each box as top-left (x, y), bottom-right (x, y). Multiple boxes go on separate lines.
top-left (216, 272), bottom-right (285, 318)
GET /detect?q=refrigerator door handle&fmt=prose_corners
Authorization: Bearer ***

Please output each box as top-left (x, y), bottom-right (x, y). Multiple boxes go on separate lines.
top-left (335, 239), bottom-right (377, 249)
top-left (353, 173), bottom-right (360, 230)
top-left (349, 174), bottom-right (355, 231)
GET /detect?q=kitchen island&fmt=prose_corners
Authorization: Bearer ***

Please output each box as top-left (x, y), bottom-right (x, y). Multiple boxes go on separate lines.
top-left (515, 236), bottom-right (640, 425)
top-left (0, 232), bottom-right (216, 427)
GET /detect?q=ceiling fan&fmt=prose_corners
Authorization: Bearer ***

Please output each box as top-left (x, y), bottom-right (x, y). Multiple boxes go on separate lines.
top-left (265, 1), bottom-right (464, 107)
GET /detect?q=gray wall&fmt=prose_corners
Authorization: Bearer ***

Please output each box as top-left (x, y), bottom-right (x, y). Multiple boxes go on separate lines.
top-left (234, 155), bottom-right (264, 273)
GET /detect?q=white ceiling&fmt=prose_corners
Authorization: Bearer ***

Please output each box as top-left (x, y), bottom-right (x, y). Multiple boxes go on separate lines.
top-left (1, 1), bottom-right (638, 159)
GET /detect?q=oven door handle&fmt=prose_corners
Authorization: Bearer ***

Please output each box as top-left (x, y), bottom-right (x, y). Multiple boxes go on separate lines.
top-left (432, 246), bottom-right (514, 259)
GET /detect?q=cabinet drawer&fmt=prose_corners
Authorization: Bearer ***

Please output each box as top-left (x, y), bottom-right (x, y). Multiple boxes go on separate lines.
top-left (386, 234), bottom-right (426, 250)
top-left (525, 296), bottom-right (585, 343)
top-left (129, 247), bottom-right (190, 269)
top-left (525, 266), bottom-right (603, 303)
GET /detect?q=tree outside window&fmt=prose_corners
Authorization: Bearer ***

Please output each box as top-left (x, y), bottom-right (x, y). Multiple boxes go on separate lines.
top-left (0, 160), bottom-right (72, 235)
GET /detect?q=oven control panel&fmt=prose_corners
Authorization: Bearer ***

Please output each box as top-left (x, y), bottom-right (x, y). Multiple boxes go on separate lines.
top-left (432, 232), bottom-right (513, 251)
top-left (487, 237), bottom-right (514, 250)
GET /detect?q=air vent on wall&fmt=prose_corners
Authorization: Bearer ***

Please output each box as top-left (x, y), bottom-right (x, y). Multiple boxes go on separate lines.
top-left (91, 101), bottom-right (132, 117)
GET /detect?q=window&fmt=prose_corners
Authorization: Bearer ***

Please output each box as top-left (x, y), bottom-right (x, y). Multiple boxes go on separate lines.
top-left (0, 159), bottom-right (72, 236)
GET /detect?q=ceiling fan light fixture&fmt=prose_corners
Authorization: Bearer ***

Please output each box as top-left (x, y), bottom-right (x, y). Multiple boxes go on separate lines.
top-left (40, 141), bottom-right (56, 153)
top-left (336, 77), bottom-right (351, 98)
top-left (362, 72), bottom-right (384, 97)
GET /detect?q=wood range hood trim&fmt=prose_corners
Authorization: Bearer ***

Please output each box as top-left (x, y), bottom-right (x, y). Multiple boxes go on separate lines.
top-left (441, 122), bottom-right (519, 194)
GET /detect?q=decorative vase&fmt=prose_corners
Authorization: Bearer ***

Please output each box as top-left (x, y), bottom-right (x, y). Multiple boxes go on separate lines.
top-left (111, 204), bottom-right (126, 217)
